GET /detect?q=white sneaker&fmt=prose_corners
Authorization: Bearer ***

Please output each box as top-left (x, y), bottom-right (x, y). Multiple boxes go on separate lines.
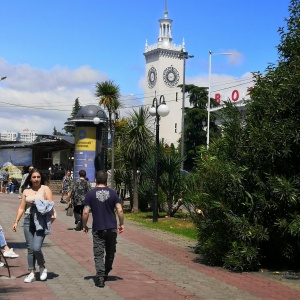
top-left (24, 273), bottom-right (36, 283)
top-left (0, 262), bottom-right (4, 267)
top-left (3, 248), bottom-right (19, 258)
top-left (40, 267), bottom-right (48, 281)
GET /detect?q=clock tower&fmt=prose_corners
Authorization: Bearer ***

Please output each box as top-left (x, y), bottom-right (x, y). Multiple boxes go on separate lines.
top-left (144, 4), bottom-right (186, 147)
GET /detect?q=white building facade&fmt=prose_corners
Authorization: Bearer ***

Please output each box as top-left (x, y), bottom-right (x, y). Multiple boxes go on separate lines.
top-left (144, 6), bottom-right (186, 147)
top-left (0, 129), bottom-right (37, 143)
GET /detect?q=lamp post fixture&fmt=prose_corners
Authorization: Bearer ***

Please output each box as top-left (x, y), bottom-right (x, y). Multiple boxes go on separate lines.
top-left (149, 95), bottom-right (170, 222)
top-left (179, 49), bottom-right (194, 170)
top-left (0, 76), bottom-right (7, 81)
top-left (207, 51), bottom-right (238, 149)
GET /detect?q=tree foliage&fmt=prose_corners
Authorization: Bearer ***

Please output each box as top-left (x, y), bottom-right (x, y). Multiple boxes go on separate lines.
top-left (52, 126), bottom-right (65, 136)
top-left (63, 97), bottom-right (82, 136)
top-left (95, 80), bottom-right (122, 189)
top-left (124, 107), bottom-right (153, 212)
top-left (184, 0), bottom-right (300, 271)
top-left (141, 144), bottom-right (185, 216)
top-left (178, 84), bottom-right (219, 170)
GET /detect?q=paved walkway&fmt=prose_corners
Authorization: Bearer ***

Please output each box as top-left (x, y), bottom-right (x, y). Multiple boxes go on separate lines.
top-left (1, 193), bottom-right (300, 299)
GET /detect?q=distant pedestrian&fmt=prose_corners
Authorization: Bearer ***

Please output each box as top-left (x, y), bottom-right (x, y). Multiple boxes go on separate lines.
top-left (70, 170), bottom-right (91, 231)
top-left (2, 168), bottom-right (9, 193)
top-left (82, 170), bottom-right (124, 288)
top-left (7, 178), bottom-right (16, 194)
top-left (61, 170), bottom-right (71, 204)
top-left (19, 165), bottom-right (34, 199)
top-left (12, 168), bottom-right (56, 283)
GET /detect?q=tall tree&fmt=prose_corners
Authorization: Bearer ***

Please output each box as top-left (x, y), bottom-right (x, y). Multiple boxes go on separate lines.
top-left (95, 80), bottom-right (121, 189)
top-left (52, 127), bottom-right (65, 136)
top-left (184, 0), bottom-right (300, 271)
top-left (63, 97), bottom-right (82, 136)
top-left (178, 84), bottom-right (219, 170)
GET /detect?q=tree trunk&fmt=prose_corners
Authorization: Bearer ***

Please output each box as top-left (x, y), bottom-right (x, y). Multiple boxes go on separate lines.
top-left (131, 160), bottom-right (139, 212)
top-left (167, 195), bottom-right (173, 217)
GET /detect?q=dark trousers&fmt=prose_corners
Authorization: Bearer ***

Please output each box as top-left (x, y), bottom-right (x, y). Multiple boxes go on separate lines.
top-left (73, 205), bottom-right (84, 225)
top-left (92, 229), bottom-right (117, 277)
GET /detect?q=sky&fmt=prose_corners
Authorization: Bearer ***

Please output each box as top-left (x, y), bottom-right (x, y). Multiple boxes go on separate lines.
top-left (0, 0), bottom-right (291, 135)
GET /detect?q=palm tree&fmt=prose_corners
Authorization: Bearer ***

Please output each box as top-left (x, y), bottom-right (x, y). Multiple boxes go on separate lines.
top-left (95, 80), bottom-right (121, 189)
top-left (159, 151), bottom-right (184, 216)
top-left (125, 107), bottom-right (153, 212)
top-left (141, 145), bottom-right (184, 216)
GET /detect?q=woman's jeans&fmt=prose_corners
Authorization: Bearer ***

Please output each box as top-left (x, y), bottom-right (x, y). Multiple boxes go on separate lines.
top-left (23, 215), bottom-right (46, 271)
top-left (0, 225), bottom-right (7, 247)
top-left (92, 229), bottom-right (117, 277)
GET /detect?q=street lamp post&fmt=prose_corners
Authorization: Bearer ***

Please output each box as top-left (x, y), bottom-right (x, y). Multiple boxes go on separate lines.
top-left (179, 50), bottom-right (194, 170)
top-left (149, 95), bottom-right (170, 222)
top-left (206, 51), bottom-right (238, 149)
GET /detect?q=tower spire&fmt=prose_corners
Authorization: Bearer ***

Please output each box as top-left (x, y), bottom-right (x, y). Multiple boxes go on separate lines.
top-left (158, 1), bottom-right (172, 46)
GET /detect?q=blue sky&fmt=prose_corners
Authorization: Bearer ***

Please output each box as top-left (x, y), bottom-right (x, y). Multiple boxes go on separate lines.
top-left (0, 0), bottom-right (291, 134)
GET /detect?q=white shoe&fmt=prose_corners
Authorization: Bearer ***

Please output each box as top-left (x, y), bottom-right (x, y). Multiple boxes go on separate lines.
top-left (10, 192), bottom-right (13, 194)
top-left (24, 273), bottom-right (36, 283)
top-left (0, 262), bottom-right (4, 267)
top-left (3, 248), bottom-right (19, 258)
top-left (40, 267), bottom-right (48, 281)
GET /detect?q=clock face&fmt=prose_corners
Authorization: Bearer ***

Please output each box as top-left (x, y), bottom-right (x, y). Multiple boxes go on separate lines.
top-left (163, 66), bottom-right (180, 87)
top-left (148, 67), bottom-right (157, 88)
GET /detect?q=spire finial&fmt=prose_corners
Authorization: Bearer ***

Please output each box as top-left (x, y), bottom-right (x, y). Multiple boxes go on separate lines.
top-left (164, 0), bottom-right (168, 18)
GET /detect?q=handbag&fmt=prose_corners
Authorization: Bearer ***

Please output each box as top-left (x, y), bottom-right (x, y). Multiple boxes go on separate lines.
top-left (66, 204), bottom-right (74, 216)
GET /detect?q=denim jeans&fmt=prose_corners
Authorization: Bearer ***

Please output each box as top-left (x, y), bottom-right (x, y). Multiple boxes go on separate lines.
top-left (23, 215), bottom-right (46, 271)
top-left (92, 229), bottom-right (117, 277)
top-left (0, 225), bottom-right (7, 248)
top-left (7, 184), bottom-right (15, 193)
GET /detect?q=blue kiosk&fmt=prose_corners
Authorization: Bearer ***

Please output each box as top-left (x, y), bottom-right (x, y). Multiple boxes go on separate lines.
top-left (72, 105), bottom-right (108, 182)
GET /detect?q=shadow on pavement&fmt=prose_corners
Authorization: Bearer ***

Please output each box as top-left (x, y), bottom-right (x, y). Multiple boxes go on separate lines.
top-left (84, 275), bottom-right (123, 282)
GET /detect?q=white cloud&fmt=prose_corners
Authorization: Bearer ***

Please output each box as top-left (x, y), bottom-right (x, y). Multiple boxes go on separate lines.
top-left (0, 58), bottom-right (255, 136)
top-left (188, 71), bottom-right (254, 104)
top-left (0, 59), bottom-right (108, 134)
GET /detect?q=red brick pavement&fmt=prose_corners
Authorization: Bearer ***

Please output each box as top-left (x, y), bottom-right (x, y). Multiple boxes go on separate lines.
top-left (1, 194), bottom-right (300, 299)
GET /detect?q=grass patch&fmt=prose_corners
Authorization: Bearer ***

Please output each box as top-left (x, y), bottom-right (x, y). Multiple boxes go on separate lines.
top-left (124, 209), bottom-right (197, 240)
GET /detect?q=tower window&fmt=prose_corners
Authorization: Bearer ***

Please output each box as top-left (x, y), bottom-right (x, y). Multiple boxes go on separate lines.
top-left (175, 123), bottom-right (177, 133)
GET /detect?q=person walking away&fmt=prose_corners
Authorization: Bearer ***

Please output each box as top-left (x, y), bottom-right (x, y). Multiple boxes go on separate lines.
top-left (19, 165), bottom-right (34, 199)
top-left (2, 168), bottom-right (9, 193)
top-left (82, 170), bottom-right (124, 288)
top-left (61, 170), bottom-right (71, 204)
top-left (0, 225), bottom-right (19, 267)
top-left (70, 170), bottom-right (91, 231)
top-left (12, 168), bottom-right (56, 283)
